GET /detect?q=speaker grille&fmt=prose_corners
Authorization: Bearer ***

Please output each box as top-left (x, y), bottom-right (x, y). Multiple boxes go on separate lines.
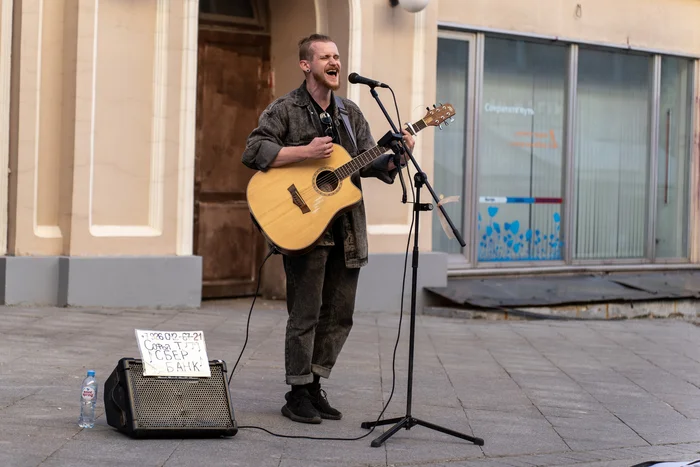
top-left (127, 361), bottom-right (234, 429)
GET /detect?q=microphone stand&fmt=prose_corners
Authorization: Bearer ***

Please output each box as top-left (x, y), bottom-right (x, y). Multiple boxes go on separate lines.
top-left (359, 85), bottom-right (485, 448)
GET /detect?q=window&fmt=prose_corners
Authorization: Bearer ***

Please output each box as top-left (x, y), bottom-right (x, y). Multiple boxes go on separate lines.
top-left (574, 49), bottom-right (652, 260)
top-left (435, 29), bottom-right (696, 268)
top-left (199, 0), bottom-right (267, 29)
top-left (656, 57), bottom-right (693, 259)
top-left (477, 38), bottom-right (567, 261)
top-left (432, 36), bottom-right (471, 255)
top-left (200, 0), bottom-right (255, 18)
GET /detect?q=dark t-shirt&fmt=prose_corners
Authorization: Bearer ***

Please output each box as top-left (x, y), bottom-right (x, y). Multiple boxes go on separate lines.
top-left (308, 92), bottom-right (341, 145)
top-left (306, 91), bottom-right (346, 241)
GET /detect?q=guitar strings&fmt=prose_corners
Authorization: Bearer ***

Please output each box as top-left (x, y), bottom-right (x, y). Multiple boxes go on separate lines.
top-left (306, 146), bottom-right (382, 189)
top-left (262, 135), bottom-right (406, 222)
top-left (262, 144), bottom-right (394, 223)
top-left (294, 145), bottom-right (388, 200)
top-left (304, 107), bottom-right (442, 192)
top-left (262, 114), bottom-right (425, 218)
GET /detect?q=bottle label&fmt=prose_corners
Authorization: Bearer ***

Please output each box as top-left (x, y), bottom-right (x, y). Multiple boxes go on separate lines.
top-left (82, 387), bottom-right (96, 401)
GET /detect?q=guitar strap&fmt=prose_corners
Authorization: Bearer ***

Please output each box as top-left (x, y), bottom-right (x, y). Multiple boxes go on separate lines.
top-left (335, 95), bottom-right (358, 153)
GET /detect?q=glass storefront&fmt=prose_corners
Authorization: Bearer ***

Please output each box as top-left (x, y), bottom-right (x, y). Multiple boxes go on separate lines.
top-left (574, 49), bottom-right (651, 260)
top-left (432, 31), bottom-right (696, 267)
top-left (656, 57), bottom-right (694, 259)
top-left (478, 38), bottom-right (567, 262)
top-left (433, 37), bottom-right (470, 255)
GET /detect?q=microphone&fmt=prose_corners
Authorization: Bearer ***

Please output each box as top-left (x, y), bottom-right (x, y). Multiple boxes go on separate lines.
top-left (348, 73), bottom-right (389, 89)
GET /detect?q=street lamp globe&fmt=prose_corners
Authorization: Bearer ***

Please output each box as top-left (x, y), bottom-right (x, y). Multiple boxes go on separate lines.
top-left (390, 0), bottom-right (431, 13)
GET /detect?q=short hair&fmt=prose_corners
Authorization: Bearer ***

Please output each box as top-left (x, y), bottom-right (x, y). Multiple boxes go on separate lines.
top-left (298, 34), bottom-right (333, 61)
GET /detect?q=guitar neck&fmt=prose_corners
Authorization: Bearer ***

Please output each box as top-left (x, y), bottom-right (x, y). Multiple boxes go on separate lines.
top-left (405, 120), bottom-right (428, 136)
top-left (334, 145), bottom-right (390, 180)
top-left (334, 119), bottom-right (426, 181)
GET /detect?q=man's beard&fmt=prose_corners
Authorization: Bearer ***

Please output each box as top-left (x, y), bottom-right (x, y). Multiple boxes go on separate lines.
top-left (312, 68), bottom-right (340, 91)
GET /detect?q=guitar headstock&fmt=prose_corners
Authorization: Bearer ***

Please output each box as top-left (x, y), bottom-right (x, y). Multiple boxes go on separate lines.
top-left (422, 103), bottom-right (456, 129)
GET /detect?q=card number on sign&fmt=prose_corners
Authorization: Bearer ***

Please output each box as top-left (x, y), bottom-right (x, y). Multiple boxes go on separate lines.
top-left (144, 332), bottom-right (203, 341)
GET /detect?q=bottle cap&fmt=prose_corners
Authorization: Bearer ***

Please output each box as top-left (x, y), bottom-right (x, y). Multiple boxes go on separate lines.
top-left (87, 370), bottom-right (95, 377)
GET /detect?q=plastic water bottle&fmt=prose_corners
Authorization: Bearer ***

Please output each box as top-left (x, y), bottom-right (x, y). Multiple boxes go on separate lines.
top-left (79, 370), bottom-right (98, 428)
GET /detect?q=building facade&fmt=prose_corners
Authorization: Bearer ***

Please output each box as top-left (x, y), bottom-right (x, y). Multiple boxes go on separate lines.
top-left (0, 0), bottom-right (698, 308)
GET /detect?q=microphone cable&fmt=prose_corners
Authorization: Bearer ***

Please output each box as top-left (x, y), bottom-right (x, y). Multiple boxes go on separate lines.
top-left (229, 86), bottom-right (418, 442)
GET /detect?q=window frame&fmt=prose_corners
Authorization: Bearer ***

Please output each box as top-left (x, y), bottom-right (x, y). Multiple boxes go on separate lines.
top-left (199, 0), bottom-right (269, 31)
top-left (472, 34), bottom-right (570, 268)
top-left (434, 30), bottom-right (478, 270)
top-left (569, 45), bottom-right (656, 266)
top-left (436, 24), bottom-right (699, 271)
top-left (652, 56), bottom-right (697, 264)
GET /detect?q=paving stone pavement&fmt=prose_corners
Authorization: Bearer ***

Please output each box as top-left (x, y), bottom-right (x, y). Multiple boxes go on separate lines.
top-left (0, 298), bottom-right (699, 467)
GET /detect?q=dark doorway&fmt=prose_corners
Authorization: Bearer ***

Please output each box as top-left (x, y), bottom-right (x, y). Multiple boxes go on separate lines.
top-left (194, 0), bottom-right (273, 298)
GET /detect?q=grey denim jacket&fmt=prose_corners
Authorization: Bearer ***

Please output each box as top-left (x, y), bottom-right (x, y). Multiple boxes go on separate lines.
top-left (242, 82), bottom-right (398, 268)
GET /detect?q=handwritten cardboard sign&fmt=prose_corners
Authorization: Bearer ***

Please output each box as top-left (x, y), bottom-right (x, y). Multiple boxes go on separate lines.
top-left (135, 329), bottom-right (211, 377)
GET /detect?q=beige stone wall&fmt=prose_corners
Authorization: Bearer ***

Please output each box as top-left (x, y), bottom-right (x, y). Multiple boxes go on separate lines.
top-left (360, 0), bottom-right (700, 256)
top-left (3, 0), bottom-right (697, 261)
top-left (7, 0), bottom-right (198, 256)
top-left (438, 0), bottom-right (700, 56)
top-left (0, 0), bottom-right (12, 255)
top-left (266, 0), bottom-right (438, 253)
top-left (9, 0), bottom-right (67, 256)
top-left (349, 0), bottom-right (439, 253)
top-left (268, 0), bottom-right (351, 98)
top-left (268, 0), bottom-right (316, 98)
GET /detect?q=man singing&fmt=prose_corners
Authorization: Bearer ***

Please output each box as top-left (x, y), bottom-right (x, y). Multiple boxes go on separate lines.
top-left (242, 34), bottom-right (414, 424)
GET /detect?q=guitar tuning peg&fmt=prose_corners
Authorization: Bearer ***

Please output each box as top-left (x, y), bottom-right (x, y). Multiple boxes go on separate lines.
top-left (439, 102), bottom-right (443, 107)
top-left (426, 107), bottom-right (430, 112)
top-left (450, 117), bottom-right (455, 123)
top-left (433, 104), bottom-right (437, 108)
top-left (438, 124), bottom-right (443, 130)
top-left (444, 119), bottom-right (450, 125)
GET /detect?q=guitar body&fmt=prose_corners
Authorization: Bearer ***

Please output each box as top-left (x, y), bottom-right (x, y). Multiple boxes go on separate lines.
top-left (245, 102), bottom-right (456, 255)
top-left (246, 143), bottom-right (362, 255)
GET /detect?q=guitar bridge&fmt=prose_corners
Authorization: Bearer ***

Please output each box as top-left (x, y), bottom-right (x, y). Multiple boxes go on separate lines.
top-left (288, 184), bottom-right (310, 214)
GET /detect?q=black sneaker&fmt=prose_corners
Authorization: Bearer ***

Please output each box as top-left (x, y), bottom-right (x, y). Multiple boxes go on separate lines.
top-left (307, 384), bottom-right (342, 420)
top-left (281, 388), bottom-right (322, 424)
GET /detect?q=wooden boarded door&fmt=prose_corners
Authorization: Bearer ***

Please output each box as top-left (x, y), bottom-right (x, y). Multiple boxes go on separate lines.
top-left (194, 30), bottom-right (272, 298)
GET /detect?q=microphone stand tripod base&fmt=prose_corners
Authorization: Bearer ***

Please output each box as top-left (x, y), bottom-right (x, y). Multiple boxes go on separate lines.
top-left (357, 84), bottom-right (483, 449)
top-left (361, 416), bottom-right (484, 448)
top-left (359, 172), bottom-right (485, 449)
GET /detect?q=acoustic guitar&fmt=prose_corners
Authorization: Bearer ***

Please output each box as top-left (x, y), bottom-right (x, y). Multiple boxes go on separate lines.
top-left (246, 103), bottom-right (456, 255)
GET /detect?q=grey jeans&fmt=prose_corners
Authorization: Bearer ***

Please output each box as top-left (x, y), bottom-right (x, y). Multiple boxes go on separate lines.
top-left (282, 227), bottom-right (360, 385)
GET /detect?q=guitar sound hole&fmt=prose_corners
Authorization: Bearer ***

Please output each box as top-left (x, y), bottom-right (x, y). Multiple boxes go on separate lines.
top-left (315, 170), bottom-right (339, 194)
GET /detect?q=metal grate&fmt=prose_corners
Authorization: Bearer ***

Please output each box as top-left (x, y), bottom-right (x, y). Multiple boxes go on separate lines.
top-left (127, 362), bottom-right (234, 429)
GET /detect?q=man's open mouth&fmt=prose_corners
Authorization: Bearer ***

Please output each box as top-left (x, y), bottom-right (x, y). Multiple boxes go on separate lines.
top-left (326, 69), bottom-right (338, 77)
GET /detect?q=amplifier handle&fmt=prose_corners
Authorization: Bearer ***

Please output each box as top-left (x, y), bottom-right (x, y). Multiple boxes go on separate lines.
top-left (110, 372), bottom-right (128, 421)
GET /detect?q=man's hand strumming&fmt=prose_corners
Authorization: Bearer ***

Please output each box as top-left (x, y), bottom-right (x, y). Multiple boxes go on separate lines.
top-left (306, 137), bottom-right (334, 159)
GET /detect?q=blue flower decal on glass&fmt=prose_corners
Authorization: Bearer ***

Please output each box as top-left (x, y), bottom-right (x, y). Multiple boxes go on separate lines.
top-left (510, 220), bottom-right (520, 235)
top-left (477, 210), bottom-right (563, 261)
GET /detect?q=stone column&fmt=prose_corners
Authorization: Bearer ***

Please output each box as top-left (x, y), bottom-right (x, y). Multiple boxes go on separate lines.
top-left (2, 0), bottom-right (201, 307)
